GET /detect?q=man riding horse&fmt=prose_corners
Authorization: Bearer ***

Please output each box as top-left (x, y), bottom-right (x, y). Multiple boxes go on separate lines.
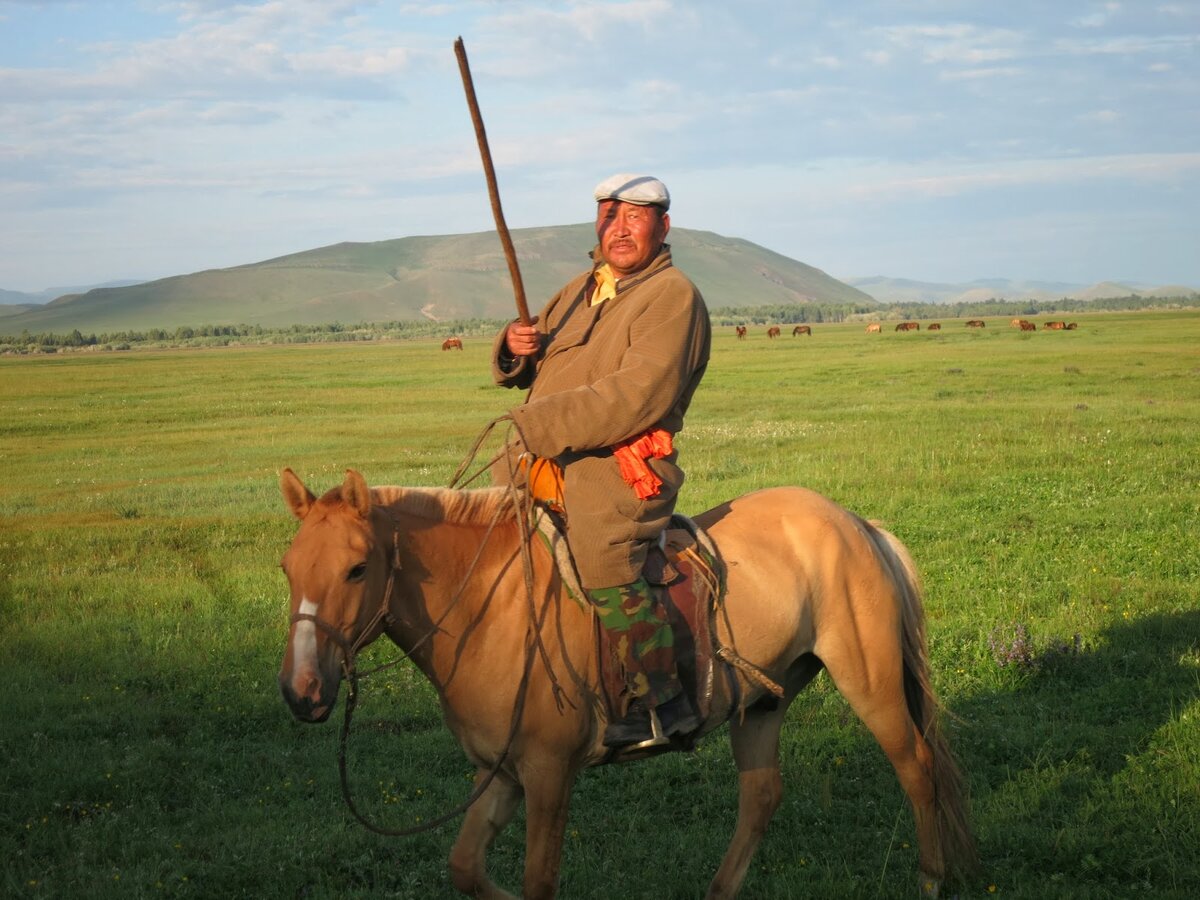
top-left (491, 173), bottom-right (711, 750)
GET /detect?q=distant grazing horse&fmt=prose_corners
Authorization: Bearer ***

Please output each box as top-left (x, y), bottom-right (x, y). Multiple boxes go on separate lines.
top-left (766, 326), bottom-right (781, 339)
top-left (442, 337), bottom-right (464, 351)
top-left (735, 325), bottom-right (747, 339)
top-left (927, 323), bottom-right (941, 331)
top-left (965, 320), bottom-right (986, 328)
top-left (1043, 321), bottom-right (1067, 330)
top-left (1066, 322), bottom-right (1078, 330)
top-left (1019, 321), bottom-right (1036, 332)
top-left (866, 322), bottom-right (882, 334)
top-left (278, 468), bottom-right (977, 899)
top-left (895, 321), bottom-right (920, 332)
top-left (792, 325), bottom-right (812, 336)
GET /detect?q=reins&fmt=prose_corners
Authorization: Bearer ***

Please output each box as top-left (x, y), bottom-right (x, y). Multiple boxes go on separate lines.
top-left (301, 415), bottom-right (557, 837)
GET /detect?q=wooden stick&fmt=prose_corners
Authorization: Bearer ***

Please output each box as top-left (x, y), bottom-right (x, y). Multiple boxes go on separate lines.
top-left (453, 37), bottom-right (531, 325)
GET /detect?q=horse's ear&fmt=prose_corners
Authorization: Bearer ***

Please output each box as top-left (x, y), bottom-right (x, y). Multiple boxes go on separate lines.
top-left (280, 467), bottom-right (316, 520)
top-left (342, 469), bottom-right (372, 519)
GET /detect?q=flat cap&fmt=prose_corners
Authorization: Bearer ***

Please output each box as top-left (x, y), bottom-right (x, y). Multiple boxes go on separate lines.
top-left (593, 173), bottom-right (670, 210)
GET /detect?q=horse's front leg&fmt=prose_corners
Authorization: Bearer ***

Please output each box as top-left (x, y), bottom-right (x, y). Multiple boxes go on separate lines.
top-left (518, 756), bottom-right (575, 900)
top-left (448, 768), bottom-right (523, 899)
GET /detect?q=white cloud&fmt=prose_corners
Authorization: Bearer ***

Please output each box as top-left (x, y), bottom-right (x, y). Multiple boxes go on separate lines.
top-left (1073, 2), bottom-right (1122, 29)
top-left (875, 23), bottom-right (1023, 66)
top-left (843, 153), bottom-right (1200, 202)
top-left (938, 66), bottom-right (1022, 81)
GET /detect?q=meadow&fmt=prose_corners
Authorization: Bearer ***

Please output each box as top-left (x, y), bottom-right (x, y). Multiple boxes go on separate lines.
top-left (2, 310), bottom-right (1197, 899)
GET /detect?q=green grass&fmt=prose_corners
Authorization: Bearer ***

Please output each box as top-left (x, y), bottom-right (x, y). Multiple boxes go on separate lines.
top-left (2, 313), bottom-right (1198, 898)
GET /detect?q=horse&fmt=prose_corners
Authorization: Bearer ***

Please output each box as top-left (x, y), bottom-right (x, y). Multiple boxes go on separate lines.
top-left (866, 322), bottom-right (882, 334)
top-left (766, 326), bottom-right (781, 338)
top-left (792, 325), bottom-right (812, 336)
top-left (735, 325), bottom-right (747, 339)
top-left (278, 468), bottom-right (977, 899)
top-left (442, 337), bottom-right (464, 350)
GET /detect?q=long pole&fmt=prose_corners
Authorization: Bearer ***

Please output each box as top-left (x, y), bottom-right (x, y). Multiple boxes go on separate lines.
top-left (453, 37), bottom-right (531, 325)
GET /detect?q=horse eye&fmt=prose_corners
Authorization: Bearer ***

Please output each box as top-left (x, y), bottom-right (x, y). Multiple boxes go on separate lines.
top-left (347, 562), bottom-right (368, 583)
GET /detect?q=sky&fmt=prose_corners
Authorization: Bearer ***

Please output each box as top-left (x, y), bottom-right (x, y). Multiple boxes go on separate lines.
top-left (1, 0), bottom-right (1198, 294)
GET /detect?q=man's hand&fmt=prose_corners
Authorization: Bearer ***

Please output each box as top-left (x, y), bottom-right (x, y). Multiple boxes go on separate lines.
top-left (505, 318), bottom-right (541, 357)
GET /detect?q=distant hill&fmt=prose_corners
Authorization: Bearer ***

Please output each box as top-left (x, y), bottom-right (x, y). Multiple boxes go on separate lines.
top-left (847, 276), bottom-right (1199, 305)
top-left (0, 280), bottom-right (143, 307)
top-left (0, 302), bottom-right (42, 319)
top-left (0, 226), bottom-right (875, 334)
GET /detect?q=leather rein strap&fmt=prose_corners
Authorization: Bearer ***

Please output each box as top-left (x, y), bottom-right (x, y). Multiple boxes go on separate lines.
top-left (288, 490), bottom-right (541, 838)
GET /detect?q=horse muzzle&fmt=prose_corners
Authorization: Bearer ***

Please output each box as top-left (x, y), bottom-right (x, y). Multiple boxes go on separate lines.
top-left (279, 668), bottom-right (340, 723)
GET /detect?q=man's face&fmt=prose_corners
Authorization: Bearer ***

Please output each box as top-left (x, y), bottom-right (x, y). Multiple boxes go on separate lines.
top-left (595, 200), bottom-right (670, 278)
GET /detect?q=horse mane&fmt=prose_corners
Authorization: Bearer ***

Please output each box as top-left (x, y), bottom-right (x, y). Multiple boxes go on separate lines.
top-left (368, 484), bottom-right (517, 526)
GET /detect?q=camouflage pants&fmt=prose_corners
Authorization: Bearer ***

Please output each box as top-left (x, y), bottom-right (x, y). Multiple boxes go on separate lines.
top-left (587, 576), bottom-right (681, 707)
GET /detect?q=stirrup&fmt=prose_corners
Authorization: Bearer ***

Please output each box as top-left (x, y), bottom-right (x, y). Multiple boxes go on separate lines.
top-left (620, 708), bottom-right (669, 752)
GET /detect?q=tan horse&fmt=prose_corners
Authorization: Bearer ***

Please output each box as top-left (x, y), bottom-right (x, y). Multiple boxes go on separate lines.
top-left (278, 468), bottom-right (977, 899)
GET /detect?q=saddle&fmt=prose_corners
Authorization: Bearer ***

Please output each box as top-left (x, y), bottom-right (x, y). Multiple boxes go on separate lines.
top-left (534, 510), bottom-right (734, 760)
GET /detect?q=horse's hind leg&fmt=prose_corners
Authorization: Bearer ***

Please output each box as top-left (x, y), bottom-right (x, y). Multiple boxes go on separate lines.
top-left (824, 657), bottom-right (945, 895)
top-left (705, 702), bottom-right (789, 900)
top-left (448, 768), bottom-right (523, 899)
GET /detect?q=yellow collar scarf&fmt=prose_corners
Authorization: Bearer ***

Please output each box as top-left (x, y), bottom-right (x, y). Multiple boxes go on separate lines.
top-left (589, 263), bottom-right (617, 307)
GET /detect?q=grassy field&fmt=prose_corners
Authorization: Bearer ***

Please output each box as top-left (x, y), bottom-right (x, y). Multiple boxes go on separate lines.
top-left (2, 311), bottom-right (1197, 898)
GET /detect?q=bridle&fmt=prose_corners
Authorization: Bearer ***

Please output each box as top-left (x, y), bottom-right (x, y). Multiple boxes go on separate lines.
top-left (284, 442), bottom-right (549, 838)
top-left (287, 527), bottom-right (402, 680)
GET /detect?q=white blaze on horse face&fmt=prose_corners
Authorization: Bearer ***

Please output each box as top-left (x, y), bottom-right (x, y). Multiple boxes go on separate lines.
top-left (292, 598), bottom-right (320, 689)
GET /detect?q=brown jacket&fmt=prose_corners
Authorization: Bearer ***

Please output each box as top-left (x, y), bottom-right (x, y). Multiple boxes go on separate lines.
top-left (492, 244), bottom-right (710, 587)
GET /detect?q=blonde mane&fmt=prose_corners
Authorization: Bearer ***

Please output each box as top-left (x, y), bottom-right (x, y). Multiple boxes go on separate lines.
top-left (369, 484), bottom-right (517, 526)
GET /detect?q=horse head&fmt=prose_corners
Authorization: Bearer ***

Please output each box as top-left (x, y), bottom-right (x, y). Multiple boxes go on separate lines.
top-left (277, 467), bottom-right (395, 723)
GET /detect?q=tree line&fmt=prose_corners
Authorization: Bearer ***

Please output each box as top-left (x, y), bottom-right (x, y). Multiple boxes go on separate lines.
top-left (3, 293), bottom-right (1197, 353)
top-left (709, 293), bottom-right (1200, 326)
top-left (0, 319), bottom-right (509, 353)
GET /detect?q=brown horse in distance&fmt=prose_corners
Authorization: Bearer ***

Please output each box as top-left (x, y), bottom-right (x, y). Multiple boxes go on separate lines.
top-left (735, 325), bottom-right (747, 339)
top-left (278, 469), bottom-right (976, 899)
top-left (792, 325), bottom-right (812, 336)
top-left (766, 326), bottom-right (781, 338)
top-left (442, 337), bottom-right (464, 350)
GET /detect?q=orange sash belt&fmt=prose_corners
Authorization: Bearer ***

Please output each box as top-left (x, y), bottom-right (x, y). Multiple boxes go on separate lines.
top-left (522, 455), bottom-right (566, 513)
top-left (520, 427), bottom-right (674, 510)
top-left (612, 427), bottom-right (673, 500)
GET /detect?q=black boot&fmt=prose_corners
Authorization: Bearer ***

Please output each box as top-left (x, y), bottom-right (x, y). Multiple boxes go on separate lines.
top-left (655, 691), bottom-right (700, 739)
top-left (602, 698), bottom-right (656, 748)
top-left (603, 692), bottom-right (699, 750)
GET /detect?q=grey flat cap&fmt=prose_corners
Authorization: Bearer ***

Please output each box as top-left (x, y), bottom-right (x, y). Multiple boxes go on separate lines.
top-left (593, 173), bottom-right (670, 210)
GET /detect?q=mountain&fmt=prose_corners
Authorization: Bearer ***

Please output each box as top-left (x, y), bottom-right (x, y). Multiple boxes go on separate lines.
top-left (847, 276), bottom-right (1199, 305)
top-left (0, 226), bottom-right (875, 334)
top-left (0, 280), bottom-right (143, 307)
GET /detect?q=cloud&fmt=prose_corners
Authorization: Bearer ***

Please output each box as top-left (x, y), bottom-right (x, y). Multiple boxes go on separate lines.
top-left (875, 23), bottom-right (1023, 66)
top-left (843, 152), bottom-right (1200, 201)
top-left (1078, 109), bottom-right (1120, 124)
top-left (1073, 2), bottom-right (1122, 29)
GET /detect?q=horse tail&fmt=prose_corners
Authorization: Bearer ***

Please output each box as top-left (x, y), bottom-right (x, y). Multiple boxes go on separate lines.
top-left (868, 522), bottom-right (980, 883)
